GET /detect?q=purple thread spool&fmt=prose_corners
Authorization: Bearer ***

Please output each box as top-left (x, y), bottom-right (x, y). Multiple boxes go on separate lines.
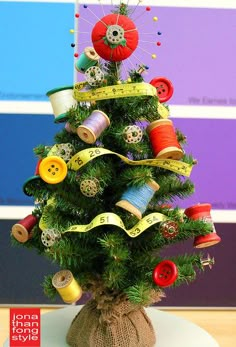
top-left (77, 110), bottom-right (110, 144)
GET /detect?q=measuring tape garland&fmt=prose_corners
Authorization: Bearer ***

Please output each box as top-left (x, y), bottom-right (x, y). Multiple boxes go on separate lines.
top-left (40, 212), bottom-right (166, 238)
top-left (73, 82), bottom-right (157, 102)
top-left (68, 147), bottom-right (192, 177)
top-left (73, 82), bottom-right (168, 119)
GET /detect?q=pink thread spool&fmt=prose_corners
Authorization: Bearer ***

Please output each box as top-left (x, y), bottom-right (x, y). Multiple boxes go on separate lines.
top-left (11, 214), bottom-right (38, 243)
top-left (77, 110), bottom-right (110, 144)
top-left (184, 203), bottom-right (221, 248)
top-left (65, 122), bottom-right (77, 134)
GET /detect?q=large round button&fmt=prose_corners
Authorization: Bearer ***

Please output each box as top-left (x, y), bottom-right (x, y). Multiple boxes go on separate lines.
top-left (39, 156), bottom-right (67, 184)
top-left (153, 260), bottom-right (178, 287)
top-left (149, 77), bottom-right (174, 103)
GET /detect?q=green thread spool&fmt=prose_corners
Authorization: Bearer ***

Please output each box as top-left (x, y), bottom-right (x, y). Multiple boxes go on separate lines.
top-left (75, 46), bottom-right (100, 73)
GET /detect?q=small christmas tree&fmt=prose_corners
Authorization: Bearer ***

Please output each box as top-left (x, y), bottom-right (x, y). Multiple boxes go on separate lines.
top-left (11, 2), bottom-right (221, 347)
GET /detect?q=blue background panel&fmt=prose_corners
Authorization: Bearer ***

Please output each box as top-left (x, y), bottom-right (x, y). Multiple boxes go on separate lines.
top-left (0, 2), bottom-right (74, 101)
top-left (0, 114), bottom-right (63, 205)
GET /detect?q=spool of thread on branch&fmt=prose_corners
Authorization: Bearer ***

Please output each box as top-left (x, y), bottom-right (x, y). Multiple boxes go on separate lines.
top-left (116, 180), bottom-right (160, 219)
top-left (11, 214), bottom-right (38, 243)
top-left (77, 110), bottom-right (110, 144)
top-left (46, 86), bottom-right (78, 123)
top-left (147, 119), bottom-right (183, 159)
top-left (65, 122), bottom-right (77, 134)
top-left (184, 203), bottom-right (221, 248)
top-left (52, 270), bottom-right (82, 304)
top-left (34, 160), bottom-right (42, 175)
top-left (75, 46), bottom-right (100, 73)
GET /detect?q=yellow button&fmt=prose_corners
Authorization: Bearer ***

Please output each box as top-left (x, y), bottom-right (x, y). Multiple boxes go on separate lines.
top-left (39, 156), bottom-right (67, 184)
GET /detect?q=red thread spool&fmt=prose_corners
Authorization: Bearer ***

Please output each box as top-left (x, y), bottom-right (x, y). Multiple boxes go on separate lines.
top-left (147, 119), bottom-right (183, 159)
top-left (34, 160), bottom-right (42, 175)
top-left (11, 214), bottom-right (38, 243)
top-left (184, 203), bottom-right (221, 248)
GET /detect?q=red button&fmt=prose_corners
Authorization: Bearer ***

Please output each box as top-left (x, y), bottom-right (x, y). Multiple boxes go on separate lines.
top-left (153, 260), bottom-right (178, 287)
top-left (149, 77), bottom-right (174, 103)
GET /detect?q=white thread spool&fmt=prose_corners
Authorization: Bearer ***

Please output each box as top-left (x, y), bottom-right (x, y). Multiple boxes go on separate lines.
top-left (77, 110), bottom-right (110, 144)
top-left (47, 86), bottom-right (78, 123)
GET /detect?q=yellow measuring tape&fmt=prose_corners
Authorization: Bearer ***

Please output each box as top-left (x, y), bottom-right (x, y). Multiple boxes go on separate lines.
top-left (68, 147), bottom-right (192, 177)
top-left (73, 81), bottom-right (169, 118)
top-left (73, 82), bottom-right (157, 102)
top-left (40, 212), bottom-right (166, 238)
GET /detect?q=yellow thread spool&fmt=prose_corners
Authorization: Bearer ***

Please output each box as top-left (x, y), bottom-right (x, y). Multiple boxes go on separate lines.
top-left (52, 270), bottom-right (82, 304)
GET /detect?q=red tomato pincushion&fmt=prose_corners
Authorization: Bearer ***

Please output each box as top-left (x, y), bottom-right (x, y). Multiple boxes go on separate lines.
top-left (91, 14), bottom-right (139, 62)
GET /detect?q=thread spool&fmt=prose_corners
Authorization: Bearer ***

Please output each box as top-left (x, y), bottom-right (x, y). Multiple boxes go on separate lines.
top-left (77, 110), bottom-right (110, 144)
top-left (11, 214), bottom-right (38, 243)
top-left (23, 160), bottom-right (44, 197)
top-left (65, 122), bottom-right (77, 133)
top-left (75, 46), bottom-right (100, 73)
top-left (147, 119), bottom-right (183, 160)
top-left (34, 159), bottom-right (42, 175)
top-left (184, 203), bottom-right (221, 248)
top-left (116, 180), bottom-right (160, 219)
top-left (52, 270), bottom-right (82, 304)
top-left (46, 86), bottom-right (78, 123)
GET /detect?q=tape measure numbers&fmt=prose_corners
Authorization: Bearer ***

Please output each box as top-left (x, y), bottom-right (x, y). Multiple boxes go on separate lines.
top-left (73, 82), bottom-right (157, 102)
top-left (68, 147), bottom-right (192, 177)
top-left (40, 212), bottom-right (166, 238)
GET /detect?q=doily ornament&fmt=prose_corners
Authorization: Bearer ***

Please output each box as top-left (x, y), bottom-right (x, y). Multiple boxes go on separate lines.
top-left (80, 178), bottom-right (100, 197)
top-left (160, 221), bottom-right (179, 239)
top-left (123, 125), bottom-right (143, 144)
top-left (47, 143), bottom-right (75, 162)
top-left (92, 14), bottom-right (139, 62)
top-left (85, 66), bottom-right (104, 86)
top-left (41, 228), bottom-right (61, 247)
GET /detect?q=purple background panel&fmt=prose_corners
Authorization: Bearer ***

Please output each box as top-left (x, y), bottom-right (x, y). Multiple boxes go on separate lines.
top-left (1, 3), bottom-right (235, 104)
top-left (1, 220), bottom-right (234, 306)
top-left (161, 223), bottom-right (235, 307)
top-left (77, 5), bottom-right (236, 106)
top-left (172, 118), bottom-right (235, 210)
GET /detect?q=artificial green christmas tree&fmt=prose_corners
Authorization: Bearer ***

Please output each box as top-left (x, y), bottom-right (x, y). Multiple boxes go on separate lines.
top-left (11, 2), bottom-right (221, 346)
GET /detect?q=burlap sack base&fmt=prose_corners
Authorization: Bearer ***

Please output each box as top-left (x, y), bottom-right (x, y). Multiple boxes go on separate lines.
top-left (66, 297), bottom-right (160, 347)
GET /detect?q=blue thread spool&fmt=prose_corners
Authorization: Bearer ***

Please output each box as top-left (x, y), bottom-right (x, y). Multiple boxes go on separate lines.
top-left (75, 46), bottom-right (100, 73)
top-left (116, 180), bottom-right (160, 219)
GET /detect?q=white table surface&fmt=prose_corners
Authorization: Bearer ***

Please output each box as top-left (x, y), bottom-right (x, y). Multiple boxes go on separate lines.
top-left (4, 306), bottom-right (219, 347)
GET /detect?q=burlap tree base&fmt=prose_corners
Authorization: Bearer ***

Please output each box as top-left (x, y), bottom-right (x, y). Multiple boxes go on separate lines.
top-left (67, 299), bottom-right (155, 347)
top-left (66, 290), bottom-right (164, 347)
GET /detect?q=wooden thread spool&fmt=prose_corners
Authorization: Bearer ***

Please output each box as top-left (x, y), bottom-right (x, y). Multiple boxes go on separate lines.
top-left (75, 46), bottom-right (100, 73)
top-left (116, 180), bottom-right (160, 220)
top-left (147, 119), bottom-right (183, 159)
top-left (77, 110), bottom-right (110, 144)
top-left (34, 160), bottom-right (42, 175)
top-left (52, 270), bottom-right (82, 304)
top-left (46, 86), bottom-right (78, 123)
top-left (65, 122), bottom-right (77, 134)
top-left (23, 160), bottom-right (43, 197)
top-left (11, 214), bottom-right (38, 243)
top-left (184, 203), bottom-right (221, 248)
